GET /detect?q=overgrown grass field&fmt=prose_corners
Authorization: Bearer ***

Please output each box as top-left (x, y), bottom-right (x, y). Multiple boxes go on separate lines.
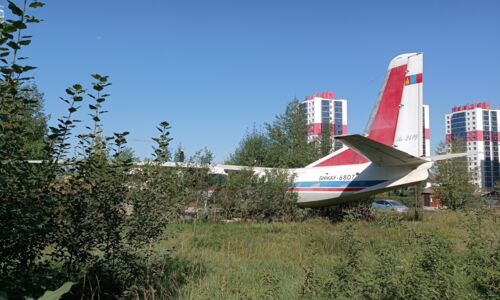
top-left (158, 211), bottom-right (499, 299)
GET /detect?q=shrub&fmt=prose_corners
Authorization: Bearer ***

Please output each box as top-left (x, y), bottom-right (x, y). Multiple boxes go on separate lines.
top-left (212, 169), bottom-right (298, 221)
top-left (465, 210), bottom-right (500, 298)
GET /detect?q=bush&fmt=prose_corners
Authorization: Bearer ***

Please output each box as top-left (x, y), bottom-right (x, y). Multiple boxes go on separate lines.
top-left (297, 210), bottom-right (500, 300)
top-left (0, 1), bottom-right (57, 297)
top-left (211, 169), bottom-right (299, 221)
top-left (465, 209), bottom-right (500, 298)
top-left (0, 2), bottom-right (186, 295)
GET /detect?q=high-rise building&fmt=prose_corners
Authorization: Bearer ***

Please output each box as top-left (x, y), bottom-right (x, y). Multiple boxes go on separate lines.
top-left (300, 91), bottom-right (347, 147)
top-left (445, 102), bottom-right (500, 190)
top-left (300, 92), bottom-right (430, 156)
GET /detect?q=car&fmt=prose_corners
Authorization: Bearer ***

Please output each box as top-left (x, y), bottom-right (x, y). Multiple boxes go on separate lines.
top-left (371, 199), bottom-right (409, 212)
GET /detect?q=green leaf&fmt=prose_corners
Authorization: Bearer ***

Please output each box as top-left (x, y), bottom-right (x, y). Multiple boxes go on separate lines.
top-left (8, 1), bottom-right (24, 17)
top-left (26, 16), bottom-right (41, 23)
top-left (19, 39), bottom-right (31, 46)
top-left (1, 65), bottom-right (11, 72)
top-left (1, 24), bottom-right (17, 34)
top-left (11, 64), bottom-right (22, 73)
top-left (38, 282), bottom-right (75, 300)
top-left (89, 104), bottom-right (97, 110)
top-left (7, 41), bottom-right (20, 50)
top-left (68, 107), bottom-right (77, 113)
top-left (29, 1), bottom-right (45, 8)
top-left (1, 31), bottom-right (14, 39)
top-left (23, 65), bottom-right (37, 72)
top-left (12, 20), bottom-right (27, 29)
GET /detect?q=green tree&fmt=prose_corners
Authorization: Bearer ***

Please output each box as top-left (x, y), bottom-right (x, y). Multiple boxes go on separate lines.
top-left (265, 100), bottom-right (318, 168)
top-left (320, 122), bottom-right (332, 156)
top-left (226, 127), bottom-right (269, 166)
top-left (189, 146), bottom-right (214, 165)
top-left (0, 1), bottom-right (57, 297)
top-left (16, 83), bottom-right (48, 159)
top-left (433, 140), bottom-right (479, 210)
top-left (152, 121), bottom-right (172, 163)
top-left (228, 100), bottom-right (320, 168)
top-left (52, 75), bottom-right (135, 288)
top-left (114, 146), bottom-right (138, 164)
top-left (265, 100), bottom-right (309, 167)
top-left (126, 124), bottom-right (185, 248)
top-left (1, 2), bottom-right (183, 298)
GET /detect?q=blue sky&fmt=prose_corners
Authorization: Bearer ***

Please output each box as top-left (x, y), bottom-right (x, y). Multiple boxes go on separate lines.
top-left (14, 0), bottom-right (500, 162)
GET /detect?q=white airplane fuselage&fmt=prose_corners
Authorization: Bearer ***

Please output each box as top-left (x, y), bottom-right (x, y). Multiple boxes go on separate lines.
top-left (205, 53), bottom-right (439, 209)
top-left (291, 161), bottom-right (432, 208)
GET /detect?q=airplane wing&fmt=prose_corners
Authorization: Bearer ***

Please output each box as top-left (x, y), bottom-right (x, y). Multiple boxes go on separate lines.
top-left (153, 162), bottom-right (285, 175)
top-left (216, 164), bottom-right (281, 173)
top-left (335, 134), bottom-right (428, 168)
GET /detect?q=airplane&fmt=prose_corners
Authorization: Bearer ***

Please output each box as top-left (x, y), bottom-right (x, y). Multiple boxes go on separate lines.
top-left (140, 53), bottom-right (462, 208)
top-left (23, 53), bottom-right (465, 208)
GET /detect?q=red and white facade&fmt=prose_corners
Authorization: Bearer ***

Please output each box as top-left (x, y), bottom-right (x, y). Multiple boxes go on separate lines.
top-left (445, 102), bottom-right (500, 190)
top-left (301, 91), bottom-right (347, 146)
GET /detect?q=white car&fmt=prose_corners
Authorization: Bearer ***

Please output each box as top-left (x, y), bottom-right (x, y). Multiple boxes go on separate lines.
top-left (371, 199), bottom-right (409, 212)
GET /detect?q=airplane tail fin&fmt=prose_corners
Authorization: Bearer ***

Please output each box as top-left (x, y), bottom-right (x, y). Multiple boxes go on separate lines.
top-left (365, 52), bottom-right (424, 157)
top-left (307, 53), bottom-right (424, 168)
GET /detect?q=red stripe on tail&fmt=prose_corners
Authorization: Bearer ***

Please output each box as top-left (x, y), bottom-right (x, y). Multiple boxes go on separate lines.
top-left (367, 65), bottom-right (407, 146)
top-left (312, 64), bottom-right (407, 167)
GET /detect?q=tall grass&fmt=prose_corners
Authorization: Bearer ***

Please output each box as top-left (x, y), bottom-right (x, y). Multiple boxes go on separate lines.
top-left (150, 210), bottom-right (498, 299)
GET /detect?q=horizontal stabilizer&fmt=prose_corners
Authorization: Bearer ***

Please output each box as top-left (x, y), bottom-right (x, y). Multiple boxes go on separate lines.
top-left (428, 152), bottom-right (470, 161)
top-left (335, 134), bottom-right (427, 168)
